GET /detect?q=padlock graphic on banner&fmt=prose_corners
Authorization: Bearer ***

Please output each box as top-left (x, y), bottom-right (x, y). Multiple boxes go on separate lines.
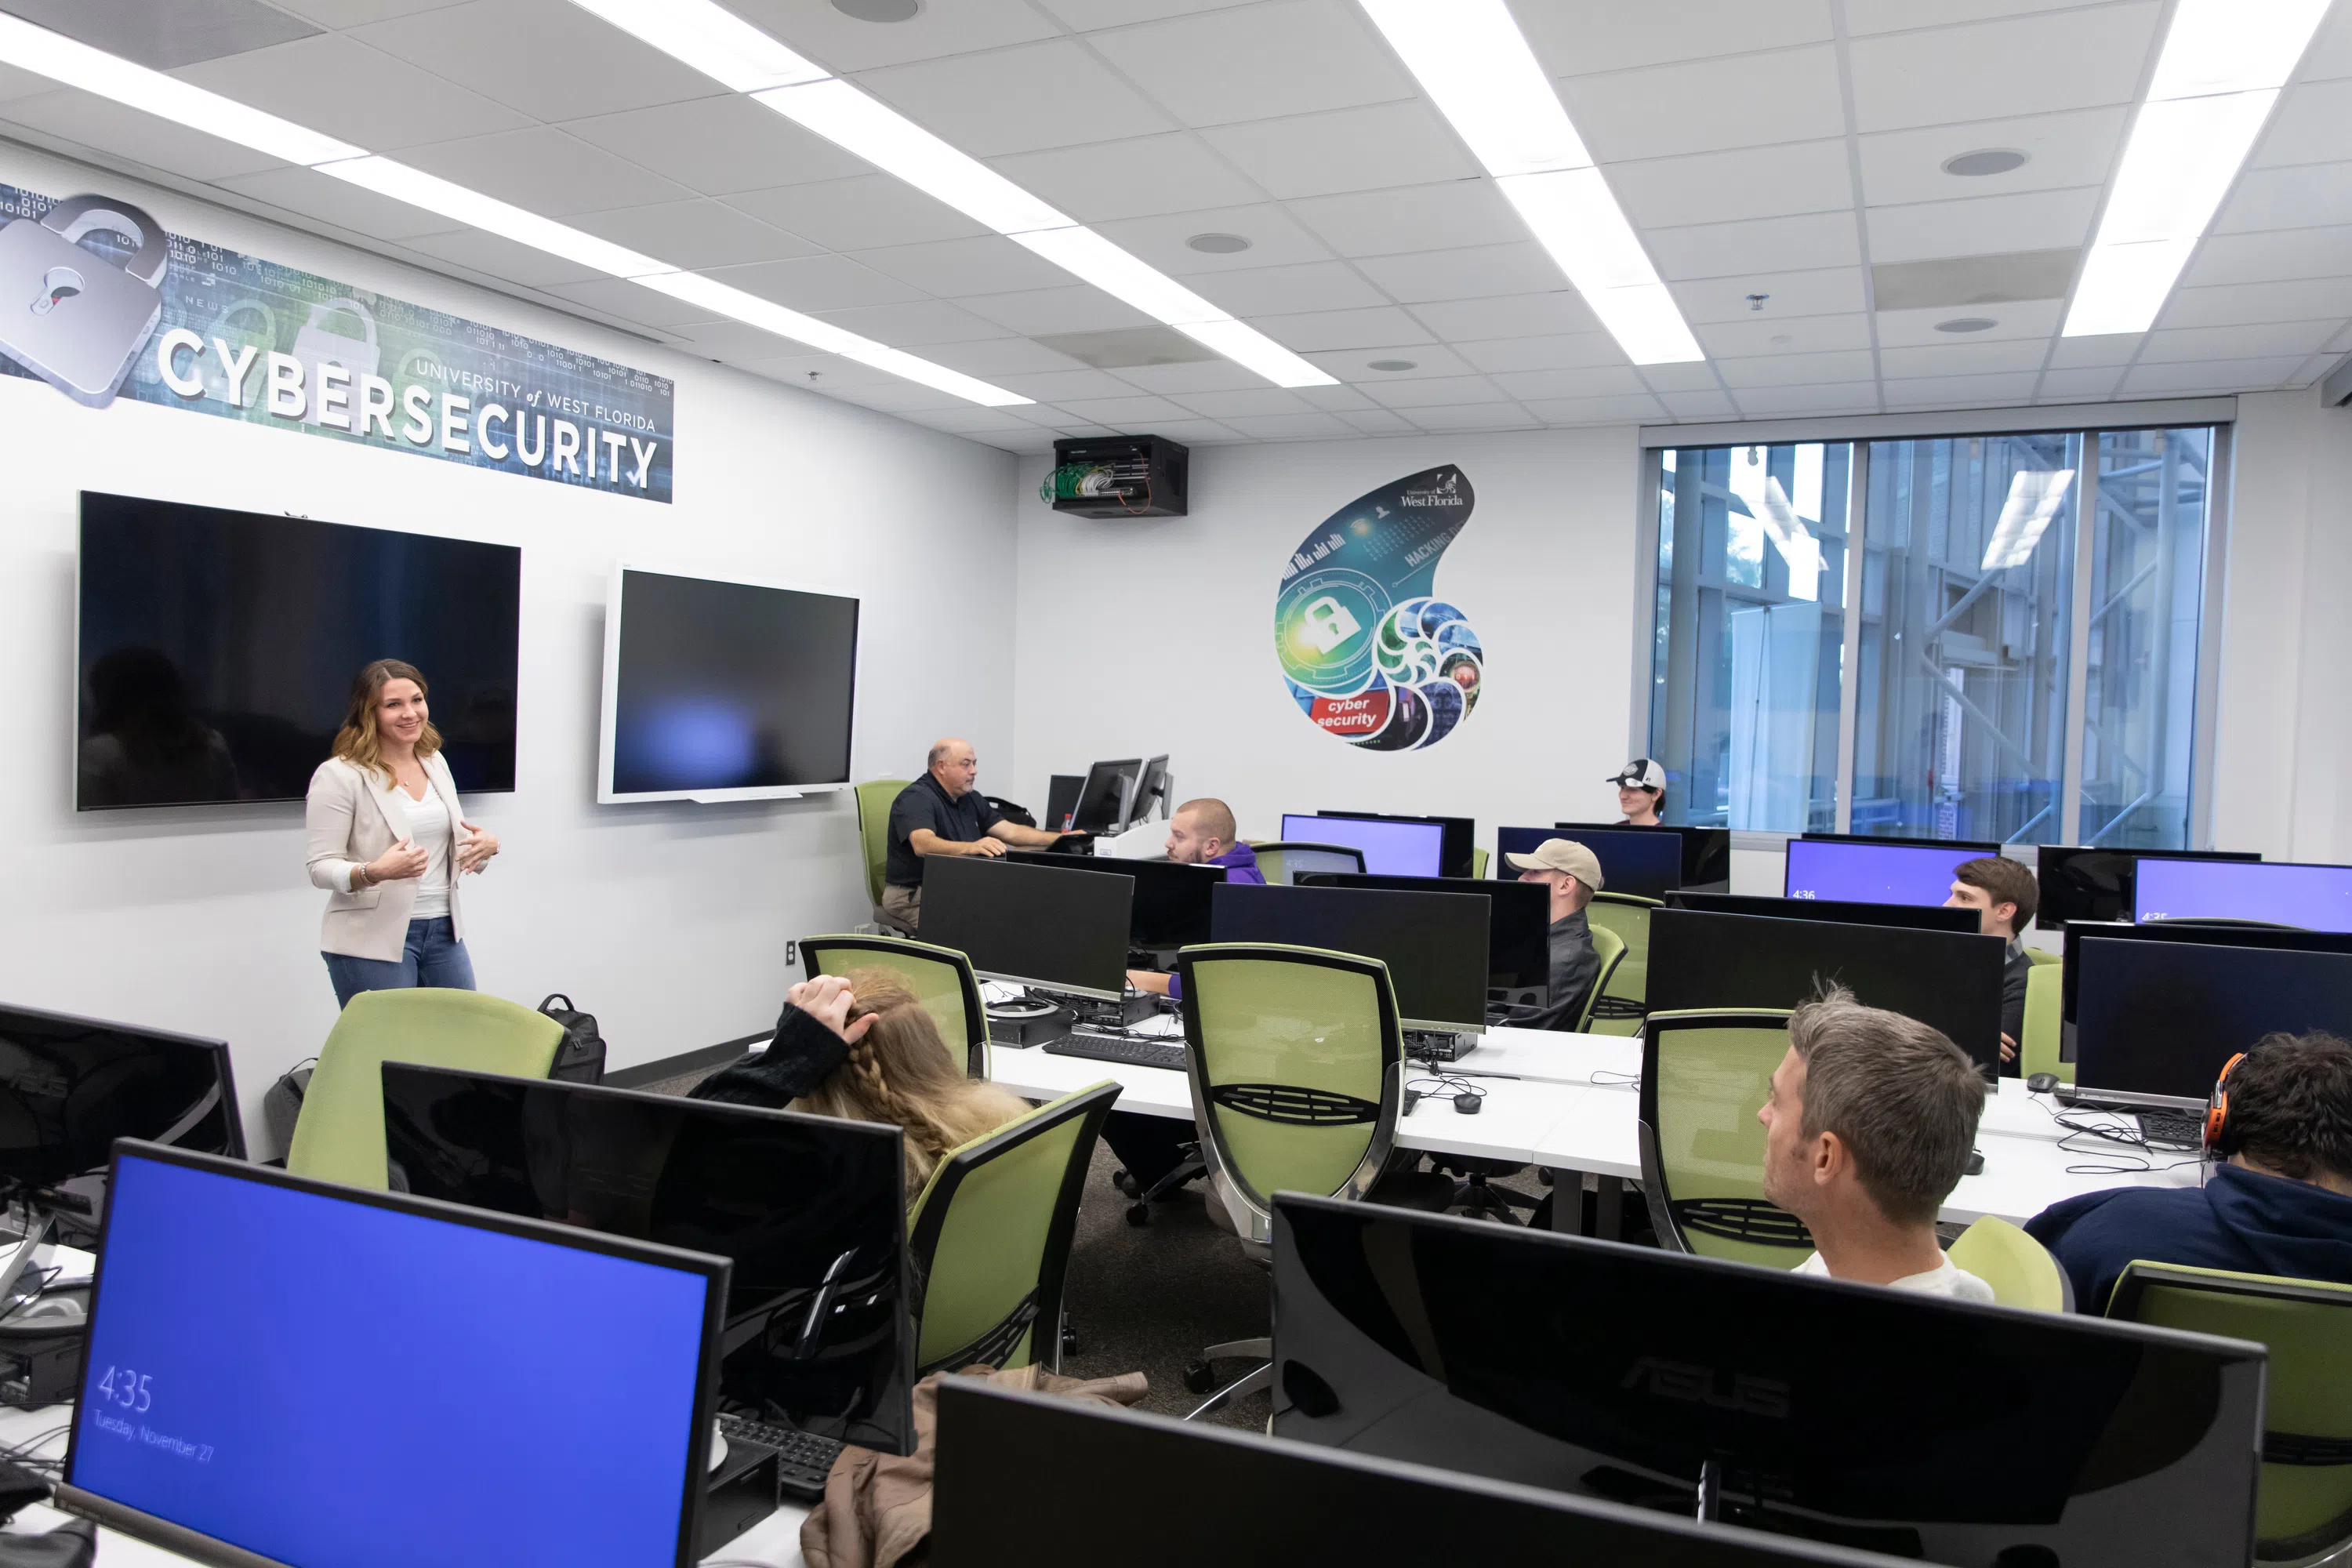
top-left (1299, 595), bottom-right (1363, 655)
top-left (0, 194), bottom-right (167, 408)
top-left (199, 299), bottom-right (277, 408)
top-left (292, 295), bottom-right (379, 425)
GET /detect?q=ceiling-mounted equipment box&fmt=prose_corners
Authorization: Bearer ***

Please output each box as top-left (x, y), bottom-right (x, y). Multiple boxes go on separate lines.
top-left (1044, 435), bottom-right (1189, 518)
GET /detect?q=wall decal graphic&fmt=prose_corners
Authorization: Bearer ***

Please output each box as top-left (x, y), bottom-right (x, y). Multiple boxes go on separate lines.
top-left (1275, 465), bottom-right (1482, 751)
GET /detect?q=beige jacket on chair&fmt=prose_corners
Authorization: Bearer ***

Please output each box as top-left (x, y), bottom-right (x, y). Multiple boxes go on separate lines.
top-left (304, 753), bottom-right (470, 961)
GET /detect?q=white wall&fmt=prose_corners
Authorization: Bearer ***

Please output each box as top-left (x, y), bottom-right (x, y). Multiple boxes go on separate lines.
top-left (1009, 428), bottom-right (1644, 845)
top-left (0, 144), bottom-right (1018, 1147)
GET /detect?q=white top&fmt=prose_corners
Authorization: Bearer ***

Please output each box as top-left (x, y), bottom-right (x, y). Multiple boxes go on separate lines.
top-left (401, 786), bottom-right (454, 919)
top-left (1795, 1250), bottom-right (1997, 1302)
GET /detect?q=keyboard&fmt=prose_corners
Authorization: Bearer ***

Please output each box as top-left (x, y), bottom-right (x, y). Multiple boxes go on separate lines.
top-left (717, 1413), bottom-right (844, 1501)
top-left (1046, 1029), bottom-right (1188, 1071)
top-left (2136, 1109), bottom-right (2206, 1149)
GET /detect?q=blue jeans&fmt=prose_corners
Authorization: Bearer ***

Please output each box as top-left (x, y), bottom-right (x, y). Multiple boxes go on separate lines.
top-left (323, 917), bottom-right (476, 1008)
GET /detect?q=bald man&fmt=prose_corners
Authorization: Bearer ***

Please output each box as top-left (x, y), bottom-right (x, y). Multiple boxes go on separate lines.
top-left (880, 739), bottom-right (1068, 932)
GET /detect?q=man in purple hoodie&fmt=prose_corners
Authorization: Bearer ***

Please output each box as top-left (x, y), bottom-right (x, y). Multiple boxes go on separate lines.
top-left (2027, 1032), bottom-right (2352, 1311)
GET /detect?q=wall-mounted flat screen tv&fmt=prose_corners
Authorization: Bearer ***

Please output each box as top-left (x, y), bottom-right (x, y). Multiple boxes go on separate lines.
top-left (599, 567), bottom-right (859, 804)
top-left (76, 493), bottom-right (521, 810)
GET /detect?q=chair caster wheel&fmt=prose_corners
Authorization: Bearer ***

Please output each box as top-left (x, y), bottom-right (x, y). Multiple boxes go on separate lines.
top-left (1112, 1169), bottom-right (1141, 1198)
top-left (1182, 1359), bottom-right (1216, 1394)
top-left (1126, 1203), bottom-right (1151, 1226)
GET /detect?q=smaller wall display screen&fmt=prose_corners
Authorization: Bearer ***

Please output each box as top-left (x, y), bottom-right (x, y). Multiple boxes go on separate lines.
top-left (77, 493), bottom-right (521, 809)
top-left (602, 570), bottom-right (858, 800)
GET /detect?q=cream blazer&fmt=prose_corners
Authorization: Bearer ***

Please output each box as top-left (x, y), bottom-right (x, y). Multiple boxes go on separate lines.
top-left (304, 753), bottom-right (469, 961)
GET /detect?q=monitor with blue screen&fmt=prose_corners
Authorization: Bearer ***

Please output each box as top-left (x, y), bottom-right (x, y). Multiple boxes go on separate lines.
top-left (60, 1145), bottom-right (724, 1568)
top-left (1495, 826), bottom-right (1682, 899)
top-left (1279, 814), bottom-right (1444, 878)
top-left (1784, 839), bottom-right (1991, 907)
top-left (2132, 857), bottom-right (2352, 932)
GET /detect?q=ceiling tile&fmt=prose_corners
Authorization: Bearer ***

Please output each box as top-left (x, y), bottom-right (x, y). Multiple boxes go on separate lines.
top-left (1520, 1), bottom-right (1833, 77)
top-left (1352, 242), bottom-right (1566, 302)
top-left (1218, 411), bottom-right (1363, 439)
top-left (2247, 79), bottom-right (2352, 169)
top-left (1716, 349), bottom-right (1880, 387)
top-left (1521, 394), bottom-right (1666, 424)
top-left (700, 253), bottom-right (931, 313)
top-left (270, 0), bottom-right (469, 22)
top-left (989, 367), bottom-right (1161, 402)
top-left (960, 285), bottom-right (1157, 336)
top-left (1254, 306), bottom-right (1437, 350)
top-left (725, 0), bottom-right (1058, 71)
top-left (1731, 381), bottom-right (1882, 416)
top-left (1490, 366), bottom-right (1652, 400)
top-left (1403, 405), bottom-right (1541, 431)
top-left (1286, 180), bottom-right (1523, 258)
top-left (1558, 47), bottom-right (1846, 162)
top-left (1857, 106), bottom-right (2127, 207)
top-left (811, 299), bottom-right (1017, 346)
top-left (540, 276), bottom-right (725, 330)
top-left (673, 318), bottom-right (844, 358)
top-left (1866, 186), bottom-right (2096, 264)
top-left (1876, 339), bottom-right (2049, 377)
top-left (2215, 162), bottom-right (2352, 234)
top-left (986, 133), bottom-right (1267, 223)
top-left (1610, 140), bottom-right (1855, 230)
top-left (0, 61), bottom-right (53, 103)
top-left (1201, 101), bottom-right (1479, 198)
top-left (1647, 212), bottom-right (1864, 280)
top-left (568, 199), bottom-right (815, 269)
top-left (396, 127), bottom-right (695, 216)
top-left (561, 97), bottom-right (873, 195)
top-left (212, 164), bottom-right (464, 240)
top-left (0, 90), bottom-right (285, 182)
top-left (2043, 333), bottom-right (2139, 368)
top-left (818, 379), bottom-right (977, 414)
top-left (398, 227), bottom-right (608, 288)
top-left (1091, 203), bottom-right (1336, 275)
top-left (1114, 416), bottom-right (1249, 445)
top-left (1637, 361), bottom-right (1727, 392)
top-left (350, 0), bottom-right (725, 122)
top-left (1875, 298), bottom-right (2062, 345)
top-left (1191, 261), bottom-right (1388, 315)
top-left (2185, 225), bottom-right (2352, 286)
top-left (1112, 358), bottom-right (1279, 392)
top-left (894, 336), bottom-right (1093, 376)
top-left (2293, 1), bottom-right (2352, 81)
top-left (855, 39), bottom-right (1175, 155)
top-left (1171, 387), bottom-right (1312, 418)
top-left (850, 234), bottom-right (1073, 297)
top-left (1879, 371), bottom-right (2041, 406)
top-left (1658, 388), bottom-right (1740, 419)
top-left (2034, 365), bottom-right (2123, 400)
top-left (1085, 0), bottom-right (1411, 127)
top-left (1846, 5), bottom-right (2160, 132)
top-left (1292, 383), bottom-right (1377, 411)
top-left (2136, 321), bottom-right (2342, 361)
top-left (2119, 355), bottom-right (2311, 394)
top-left (1337, 408), bottom-right (1418, 434)
top-left (1049, 394), bottom-right (1199, 426)
top-left (2162, 278), bottom-right (2352, 330)
top-left (1845, 0), bottom-right (2119, 32)
top-left (1030, 0), bottom-right (1252, 27)
top-left (1696, 312), bottom-right (1873, 358)
top-left (1674, 267), bottom-right (1868, 322)
top-left (1455, 332), bottom-right (1631, 373)
top-left (1302, 343), bottom-right (1478, 379)
top-left (1407, 291), bottom-right (1601, 339)
top-left (172, 33), bottom-right (529, 148)
top-left (1363, 374), bottom-right (1512, 408)
top-left (728, 175), bottom-right (986, 251)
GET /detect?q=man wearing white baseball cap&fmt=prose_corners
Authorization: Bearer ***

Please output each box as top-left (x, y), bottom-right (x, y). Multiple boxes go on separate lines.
top-left (1608, 758), bottom-right (1668, 826)
top-left (1504, 837), bottom-right (1605, 1032)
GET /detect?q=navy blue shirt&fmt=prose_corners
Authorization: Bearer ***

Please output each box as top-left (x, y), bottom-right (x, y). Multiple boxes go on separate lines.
top-left (2026, 1162), bottom-right (2352, 1312)
top-left (884, 773), bottom-right (1002, 887)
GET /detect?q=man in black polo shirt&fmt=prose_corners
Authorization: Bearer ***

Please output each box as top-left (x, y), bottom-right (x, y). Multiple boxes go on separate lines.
top-left (880, 738), bottom-right (1068, 931)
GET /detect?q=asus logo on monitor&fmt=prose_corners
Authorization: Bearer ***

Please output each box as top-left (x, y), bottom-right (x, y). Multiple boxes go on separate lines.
top-left (1618, 1356), bottom-right (1791, 1419)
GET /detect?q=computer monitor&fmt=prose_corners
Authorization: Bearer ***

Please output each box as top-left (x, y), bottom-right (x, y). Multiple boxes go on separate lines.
top-left (380, 1064), bottom-right (913, 1453)
top-left (1044, 774), bottom-right (1084, 834)
top-left (1556, 822), bottom-right (1731, 890)
top-left (1296, 872), bottom-right (1550, 1003)
top-left (1801, 830), bottom-right (2002, 852)
top-left (60, 1145), bottom-right (725, 1568)
top-left (931, 1380), bottom-right (1905, 1568)
top-left (2132, 856), bottom-right (2352, 931)
top-left (999, 851), bottom-right (1226, 949)
top-left (1667, 891), bottom-right (1980, 935)
top-left (2035, 846), bottom-right (2261, 932)
top-left (921, 856), bottom-right (1132, 1000)
top-left (1279, 815), bottom-right (1446, 879)
top-left (2057, 920), bottom-right (2352, 1031)
top-left (1133, 756), bottom-right (1171, 822)
top-left (1783, 839), bottom-right (1993, 907)
top-left (1210, 883), bottom-right (1487, 1032)
top-left (1317, 812), bottom-right (1475, 879)
top-left (1069, 758), bottom-right (1142, 833)
top-left (1497, 826), bottom-right (1682, 901)
top-left (1648, 909), bottom-right (2005, 1073)
top-left (1270, 1195), bottom-right (2265, 1568)
top-left (2072, 936), bottom-right (2352, 1109)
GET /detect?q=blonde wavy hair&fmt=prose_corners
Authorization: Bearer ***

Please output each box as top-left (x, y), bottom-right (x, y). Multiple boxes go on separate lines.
top-left (793, 967), bottom-right (1031, 1198)
top-left (332, 659), bottom-right (443, 785)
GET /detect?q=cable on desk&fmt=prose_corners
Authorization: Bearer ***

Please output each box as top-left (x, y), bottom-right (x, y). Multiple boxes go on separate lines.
top-left (1587, 1069), bottom-right (1641, 1089)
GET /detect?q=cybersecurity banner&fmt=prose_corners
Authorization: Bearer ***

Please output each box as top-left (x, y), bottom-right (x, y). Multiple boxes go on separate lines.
top-left (0, 182), bottom-right (674, 503)
top-left (1275, 465), bottom-right (1483, 752)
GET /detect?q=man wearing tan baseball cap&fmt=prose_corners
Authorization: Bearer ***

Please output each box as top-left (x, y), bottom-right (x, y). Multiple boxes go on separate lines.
top-left (1503, 837), bottom-right (1605, 1032)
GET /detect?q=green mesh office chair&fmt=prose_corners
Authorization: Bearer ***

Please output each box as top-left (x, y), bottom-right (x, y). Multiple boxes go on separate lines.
top-left (2018, 962), bottom-right (2071, 1086)
top-left (1173, 943), bottom-right (1450, 1415)
top-left (2024, 946), bottom-right (2062, 965)
top-left (1947, 1215), bottom-right (2072, 1312)
top-left (2108, 1261), bottom-right (2352, 1563)
top-left (1583, 891), bottom-right (1661, 1036)
top-left (1471, 847), bottom-right (1489, 880)
top-left (801, 934), bottom-right (988, 1077)
top-left (855, 779), bottom-right (911, 931)
top-left (289, 989), bottom-right (564, 1189)
top-left (1579, 927), bottom-right (1628, 1033)
top-left (1637, 1007), bottom-right (1813, 1269)
top-left (1250, 843), bottom-right (1365, 886)
top-left (907, 1080), bottom-right (1120, 1375)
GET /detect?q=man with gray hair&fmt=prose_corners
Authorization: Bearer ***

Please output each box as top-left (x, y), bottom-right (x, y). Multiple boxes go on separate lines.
top-left (879, 738), bottom-right (1069, 931)
top-left (1756, 987), bottom-right (1994, 1300)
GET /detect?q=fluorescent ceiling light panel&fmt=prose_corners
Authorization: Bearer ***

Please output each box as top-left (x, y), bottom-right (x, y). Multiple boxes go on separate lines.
top-left (1009, 226), bottom-right (1224, 325)
top-left (562, 0), bottom-right (827, 92)
top-left (1981, 469), bottom-right (2074, 572)
top-left (318, 157), bottom-right (678, 278)
top-left (1167, 318), bottom-right (1337, 390)
top-left (0, 12), bottom-right (362, 166)
top-left (2063, 0), bottom-right (2328, 337)
top-left (753, 79), bottom-right (1073, 235)
top-left (1356, 0), bottom-right (1702, 366)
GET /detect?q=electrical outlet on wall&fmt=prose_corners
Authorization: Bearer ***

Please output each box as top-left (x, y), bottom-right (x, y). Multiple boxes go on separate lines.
top-left (785, 941), bottom-right (797, 965)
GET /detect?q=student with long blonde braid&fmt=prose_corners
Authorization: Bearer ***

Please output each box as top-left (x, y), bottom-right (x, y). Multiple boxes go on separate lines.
top-left (692, 969), bottom-right (1030, 1199)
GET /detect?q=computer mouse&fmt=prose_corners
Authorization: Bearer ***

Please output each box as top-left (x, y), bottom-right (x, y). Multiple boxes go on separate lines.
top-left (1453, 1092), bottom-right (1483, 1115)
top-left (1964, 1147), bottom-right (1985, 1176)
top-left (2026, 1072), bottom-right (2061, 1095)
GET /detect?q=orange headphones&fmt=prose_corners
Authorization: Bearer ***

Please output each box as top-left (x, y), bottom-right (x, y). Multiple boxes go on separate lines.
top-left (2204, 1051), bottom-right (2249, 1153)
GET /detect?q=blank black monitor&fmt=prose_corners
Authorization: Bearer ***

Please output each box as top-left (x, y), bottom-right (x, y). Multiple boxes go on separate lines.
top-left (1271, 1195), bottom-right (2265, 1568)
top-left (381, 1064), bottom-right (913, 1454)
top-left (1044, 775), bottom-right (1083, 834)
top-left (2073, 937), bottom-right (2352, 1107)
top-left (921, 855), bottom-right (1131, 1000)
top-left (1318, 811), bottom-right (1475, 879)
top-left (999, 851), bottom-right (1226, 949)
top-left (61, 1145), bottom-right (725, 1568)
top-left (1134, 756), bottom-right (1171, 822)
top-left (1497, 826), bottom-right (1682, 901)
top-left (1648, 909), bottom-right (2006, 1073)
top-left (1210, 883), bottom-right (1487, 1031)
top-left (1557, 822), bottom-right (1730, 889)
top-left (931, 1380), bottom-right (1908, 1568)
top-left (2035, 846), bottom-right (2262, 932)
top-left (1298, 872), bottom-right (1550, 1000)
top-left (1802, 830), bottom-right (2002, 852)
top-left (2058, 920), bottom-right (2352, 1030)
top-left (1069, 759), bottom-right (1142, 833)
top-left (1667, 891), bottom-right (1980, 935)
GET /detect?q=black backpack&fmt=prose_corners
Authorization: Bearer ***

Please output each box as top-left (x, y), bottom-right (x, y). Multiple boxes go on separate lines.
top-left (537, 994), bottom-right (607, 1083)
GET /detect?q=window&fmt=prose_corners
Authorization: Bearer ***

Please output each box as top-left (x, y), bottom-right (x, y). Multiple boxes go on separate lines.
top-left (1645, 423), bottom-right (2220, 846)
